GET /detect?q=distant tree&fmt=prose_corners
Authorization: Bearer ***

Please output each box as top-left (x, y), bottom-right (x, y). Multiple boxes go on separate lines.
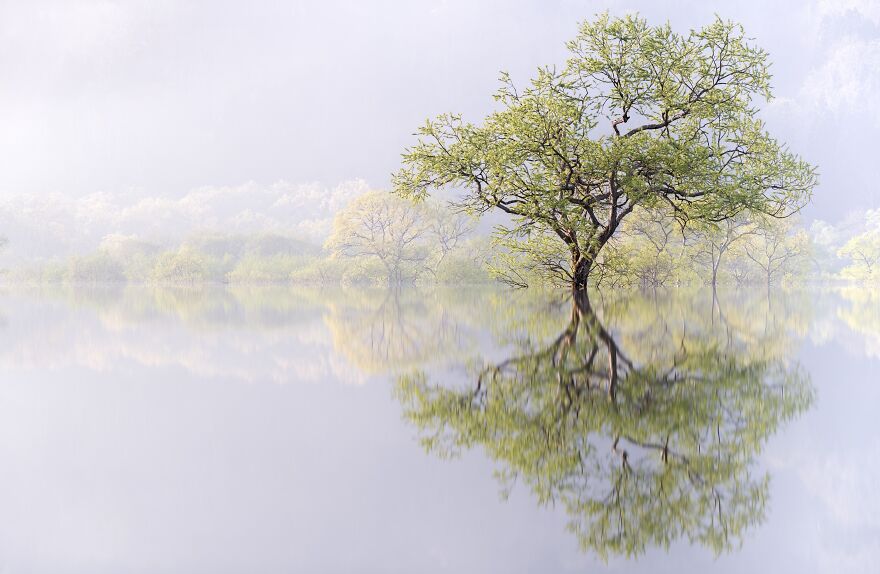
top-left (808, 220), bottom-right (845, 278)
top-left (614, 208), bottom-right (684, 288)
top-left (326, 191), bottom-right (475, 285)
top-left (838, 229), bottom-right (880, 282)
top-left (151, 248), bottom-right (217, 283)
top-left (66, 253), bottom-right (126, 283)
top-left (99, 234), bottom-right (161, 260)
top-left (432, 249), bottom-right (493, 284)
top-left (425, 203), bottom-right (475, 279)
top-left (727, 250), bottom-right (754, 286)
top-left (742, 218), bottom-right (810, 289)
top-left (97, 234), bottom-right (163, 281)
top-left (245, 233), bottom-right (319, 258)
top-left (394, 14), bottom-right (816, 291)
top-left (689, 216), bottom-right (756, 289)
top-left (183, 233), bottom-right (248, 260)
top-left (326, 192), bottom-right (431, 285)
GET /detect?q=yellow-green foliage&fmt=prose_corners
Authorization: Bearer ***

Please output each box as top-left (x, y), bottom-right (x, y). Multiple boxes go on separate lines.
top-left (838, 230), bottom-right (880, 282)
top-left (394, 14), bottom-right (816, 289)
top-left (432, 252), bottom-right (492, 284)
top-left (289, 258), bottom-right (346, 284)
top-left (66, 253), bottom-right (126, 283)
top-left (228, 255), bottom-right (315, 283)
top-left (326, 190), bottom-right (484, 285)
top-left (151, 248), bottom-right (223, 283)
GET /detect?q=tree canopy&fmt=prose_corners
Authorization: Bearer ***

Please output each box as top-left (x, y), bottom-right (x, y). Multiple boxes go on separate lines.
top-left (394, 14), bottom-right (817, 290)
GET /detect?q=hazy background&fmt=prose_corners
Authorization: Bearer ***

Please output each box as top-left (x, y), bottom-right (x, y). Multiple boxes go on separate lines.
top-left (0, 0), bottom-right (878, 258)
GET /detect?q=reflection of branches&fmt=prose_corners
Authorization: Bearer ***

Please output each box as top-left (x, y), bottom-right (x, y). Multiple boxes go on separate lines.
top-left (397, 292), bottom-right (812, 559)
top-left (325, 288), bottom-right (475, 373)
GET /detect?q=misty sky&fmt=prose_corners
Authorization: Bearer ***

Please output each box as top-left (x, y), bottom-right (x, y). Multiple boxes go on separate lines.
top-left (0, 0), bottom-right (878, 225)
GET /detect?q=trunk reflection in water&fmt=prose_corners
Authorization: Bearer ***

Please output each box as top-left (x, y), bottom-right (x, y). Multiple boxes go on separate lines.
top-left (396, 290), bottom-right (813, 559)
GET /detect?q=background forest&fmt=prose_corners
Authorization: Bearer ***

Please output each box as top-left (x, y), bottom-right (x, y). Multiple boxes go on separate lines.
top-left (0, 187), bottom-right (877, 288)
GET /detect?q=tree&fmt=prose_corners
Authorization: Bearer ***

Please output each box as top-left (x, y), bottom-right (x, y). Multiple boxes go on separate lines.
top-left (742, 217), bottom-right (810, 289)
top-left (66, 253), bottom-right (127, 283)
top-left (689, 216), bottom-right (756, 289)
top-left (325, 191), bottom-right (474, 285)
top-left (425, 202), bottom-right (475, 279)
top-left (396, 293), bottom-right (812, 558)
top-left (837, 229), bottom-right (880, 282)
top-left (151, 248), bottom-right (218, 283)
top-left (394, 14), bottom-right (816, 291)
top-left (326, 191), bottom-right (431, 285)
top-left (611, 207), bottom-right (686, 289)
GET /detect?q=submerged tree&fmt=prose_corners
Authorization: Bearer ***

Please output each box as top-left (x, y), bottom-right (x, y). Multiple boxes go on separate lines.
top-left (325, 191), bottom-right (474, 285)
top-left (742, 216), bottom-right (811, 289)
top-left (394, 14), bottom-right (816, 291)
top-left (837, 229), bottom-right (880, 282)
top-left (396, 293), bottom-right (812, 558)
top-left (326, 192), bottom-right (431, 285)
top-left (605, 207), bottom-right (688, 288)
top-left (689, 216), bottom-right (756, 289)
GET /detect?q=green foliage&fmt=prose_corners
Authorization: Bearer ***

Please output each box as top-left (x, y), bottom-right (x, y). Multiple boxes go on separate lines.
top-left (433, 249), bottom-right (492, 284)
top-left (1, 220), bottom-right (497, 286)
top-left (151, 248), bottom-right (224, 283)
top-left (741, 217), bottom-right (812, 286)
top-left (325, 190), bottom-right (483, 285)
top-left (598, 208), bottom-right (693, 288)
top-left (185, 232), bottom-right (319, 260)
top-left (228, 255), bottom-right (315, 284)
top-left (66, 253), bottom-right (127, 283)
top-left (394, 13), bottom-right (816, 289)
top-left (838, 230), bottom-right (880, 282)
top-left (289, 258), bottom-right (348, 284)
top-left (95, 236), bottom-right (163, 282)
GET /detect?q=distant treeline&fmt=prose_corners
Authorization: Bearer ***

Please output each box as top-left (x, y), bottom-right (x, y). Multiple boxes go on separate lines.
top-left (0, 191), bottom-right (878, 287)
top-left (0, 192), bottom-right (493, 285)
top-left (1, 232), bottom-right (491, 286)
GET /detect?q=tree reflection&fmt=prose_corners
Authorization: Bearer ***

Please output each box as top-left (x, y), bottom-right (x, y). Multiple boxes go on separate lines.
top-left (838, 286), bottom-right (880, 354)
top-left (323, 287), bottom-right (500, 374)
top-left (396, 292), bottom-right (813, 558)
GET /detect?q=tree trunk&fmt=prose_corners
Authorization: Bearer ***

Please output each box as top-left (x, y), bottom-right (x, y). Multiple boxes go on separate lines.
top-left (573, 255), bottom-right (592, 292)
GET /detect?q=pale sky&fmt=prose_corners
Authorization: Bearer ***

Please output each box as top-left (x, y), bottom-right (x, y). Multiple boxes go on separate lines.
top-left (0, 0), bottom-right (878, 224)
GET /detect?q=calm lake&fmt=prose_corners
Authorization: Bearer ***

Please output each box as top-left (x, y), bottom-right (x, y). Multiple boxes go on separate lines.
top-left (0, 285), bottom-right (876, 573)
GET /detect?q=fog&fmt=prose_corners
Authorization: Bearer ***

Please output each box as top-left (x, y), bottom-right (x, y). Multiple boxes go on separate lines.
top-left (0, 179), bottom-right (369, 262)
top-left (0, 0), bottom-right (878, 263)
top-left (2, 3), bottom-right (880, 570)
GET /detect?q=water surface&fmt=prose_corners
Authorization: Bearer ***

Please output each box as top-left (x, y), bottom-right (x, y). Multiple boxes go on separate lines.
top-left (0, 285), bottom-right (876, 573)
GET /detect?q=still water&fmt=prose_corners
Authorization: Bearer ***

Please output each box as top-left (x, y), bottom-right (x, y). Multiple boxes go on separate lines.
top-left (0, 285), bottom-right (876, 573)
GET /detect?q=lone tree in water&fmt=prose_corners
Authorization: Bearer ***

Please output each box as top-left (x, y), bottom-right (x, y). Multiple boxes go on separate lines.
top-left (393, 14), bottom-right (817, 291)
